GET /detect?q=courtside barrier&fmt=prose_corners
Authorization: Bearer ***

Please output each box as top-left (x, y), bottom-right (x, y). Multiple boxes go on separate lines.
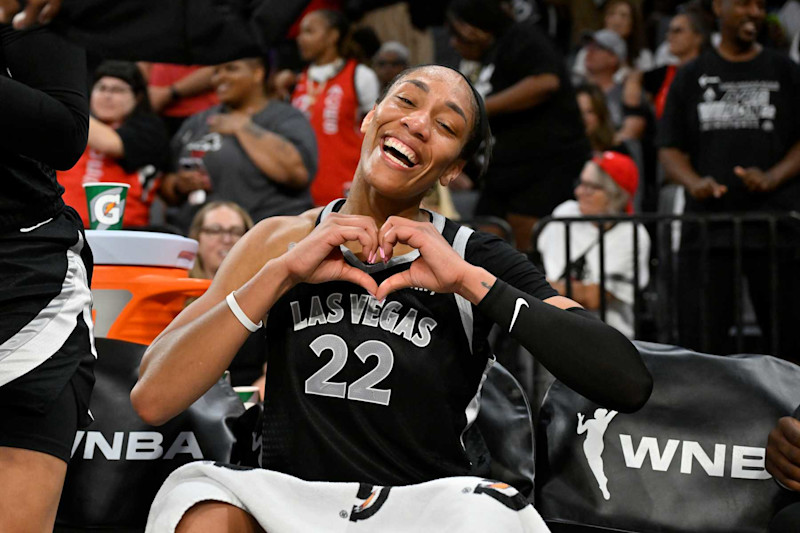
top-left (531, 212), bottom-right (800, 355)
top-left (536, 341), bottom-right (800, 533)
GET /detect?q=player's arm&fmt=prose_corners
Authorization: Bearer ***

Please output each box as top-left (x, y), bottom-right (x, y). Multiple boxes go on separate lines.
top-left (375, 218), bottom-right (652, 414)
top-left (0, 26), bottom-right (88, 169)
top-left (132, 210), bottom-right (381, 425)
top-left (131, 216), bottom-right (305, 426)
top-left (462, 268), bottom-right (652, 413)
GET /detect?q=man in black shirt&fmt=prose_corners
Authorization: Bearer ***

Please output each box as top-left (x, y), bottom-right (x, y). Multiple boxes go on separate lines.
top-left (659, 0), bottom-right (800, 359)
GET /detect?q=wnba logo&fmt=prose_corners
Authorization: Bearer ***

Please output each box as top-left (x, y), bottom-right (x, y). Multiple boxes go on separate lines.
top-left (577, 408), bottom-right (618, 500)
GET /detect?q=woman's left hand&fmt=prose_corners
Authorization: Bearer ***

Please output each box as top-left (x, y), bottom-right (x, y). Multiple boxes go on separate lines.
top-left (375, 217), bottom-right (476, 301)
top-left (208, 113), bottom-right (250, 136)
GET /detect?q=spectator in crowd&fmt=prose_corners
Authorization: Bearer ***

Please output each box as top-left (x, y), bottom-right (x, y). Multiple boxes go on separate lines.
top-left (641, 10), bottom-right (706, 120)
top-left (547, 0), bottom-right (644, 49)
top-left (160, 57), bottom-right (318, 233)
top-left (580, 29), bottom-right (648, 145)
top-left (187, 201), bottom-right (266, 388)
top-left (781, 0), bottom-right (800, 62)
top-left (132, 65), bottom-right (652, 531)
top-left (285, 9), bottom-right (381, 206)
top-left (573, 0), bottom-right (654, 83)
top-left (0, 25), bottom-right (94, 532)
top-left (448, 0), bottom-right (591, 251)
top-left (659, 0), bottom-right (800, 360)
top-left (576, 83), bottom-right (631, 155)
top-left (143, 63), bottom-right (219, 138)
top-left (58, 60), bottom-right (169, 229)
top-left (537, 152), bottom-right (650, 339)
top-left (189, 201), bottom-right (254, 280)
top-left (766, 406), bottom-right (800, 532)
top-left (373, 41), bottom-right (411, 91)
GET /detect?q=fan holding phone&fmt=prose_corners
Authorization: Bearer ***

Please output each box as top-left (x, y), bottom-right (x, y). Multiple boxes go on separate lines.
top-left (159, 56), bottom-right (318, 233)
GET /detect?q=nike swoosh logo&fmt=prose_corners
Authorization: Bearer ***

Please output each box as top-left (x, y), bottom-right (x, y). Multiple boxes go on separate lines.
top-left (509, 298), bottom-right (529, 333)
top-left (19, 217), bottom-right (53, 233)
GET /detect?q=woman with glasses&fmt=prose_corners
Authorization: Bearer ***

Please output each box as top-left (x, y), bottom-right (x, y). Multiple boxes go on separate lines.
top-left (187, 202), bottom-right (265, 387)
top-left (537, 151), bottom-right (650, 339)
top-left (133, 65), bottom-right (651, 532)
top-left (58, 60), bottom-right (169, 228)
top-left (189, 201), bottom-right (254, 280)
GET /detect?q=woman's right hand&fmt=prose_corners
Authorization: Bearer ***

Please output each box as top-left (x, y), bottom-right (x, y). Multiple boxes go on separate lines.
top-left (273, 212), bottom-right (379, 296)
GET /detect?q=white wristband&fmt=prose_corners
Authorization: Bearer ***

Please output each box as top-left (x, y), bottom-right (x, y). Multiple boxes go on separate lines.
top-left (226, 291), bottom-right (263, 332)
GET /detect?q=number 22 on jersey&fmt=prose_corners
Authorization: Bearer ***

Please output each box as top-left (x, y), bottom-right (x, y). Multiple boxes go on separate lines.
top-left (305, 334), bottom-right (394, 406)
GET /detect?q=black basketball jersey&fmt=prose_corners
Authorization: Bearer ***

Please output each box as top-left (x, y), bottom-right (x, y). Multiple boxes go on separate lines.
top-left (262, 200), bottom-right (556, 486)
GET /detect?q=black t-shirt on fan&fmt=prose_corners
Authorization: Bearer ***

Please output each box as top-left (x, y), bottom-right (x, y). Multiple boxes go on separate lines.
top-left (482, 20), bottom-right (589, 166)
top-left (659, 47), bottom-right (800, 215)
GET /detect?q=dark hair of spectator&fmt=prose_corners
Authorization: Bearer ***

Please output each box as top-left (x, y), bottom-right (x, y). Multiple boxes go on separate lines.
top-left (605, 0), bottom-right (646, 65)
top-left (243, 55), bottom-right (274, 96)
top-left (376, 65), bottom-right (492, 179)
top-left (678, 8), bottom-right (710, 50)
top-left (575, 83), bottom-right (616, 153)
top-left (446, 0), bottom-right (514, 36)
top-left (314, 9), bottom-right (360, 60)
top-left (93, 60), bottom-right (152, 114)
top-left (351, 26), bottom-right (382, 64)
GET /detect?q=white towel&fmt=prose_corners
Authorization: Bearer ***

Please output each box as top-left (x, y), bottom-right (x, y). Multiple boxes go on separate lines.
top-left (146, 461), bottom-right (551, 532)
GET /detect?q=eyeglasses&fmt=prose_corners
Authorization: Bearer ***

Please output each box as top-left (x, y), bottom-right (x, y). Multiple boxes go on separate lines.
top-left (200, 226), bottom-right (246, 239)
top-left (93, 83), bottom-right (133, 95)
top-left (574, 179), bottom-right (606, 193)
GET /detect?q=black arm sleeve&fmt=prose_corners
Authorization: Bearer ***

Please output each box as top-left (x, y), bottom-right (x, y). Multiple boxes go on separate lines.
top-left (466, 230), bottom-right (558, 301)
top-left (477, 279), bottom-right (653, 413)
top-left (0, 26), bottom-right (88, 169)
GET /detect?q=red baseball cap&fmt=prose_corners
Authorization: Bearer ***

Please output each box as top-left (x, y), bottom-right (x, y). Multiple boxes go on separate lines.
top-left (592, 151), bottom-right (639, 213)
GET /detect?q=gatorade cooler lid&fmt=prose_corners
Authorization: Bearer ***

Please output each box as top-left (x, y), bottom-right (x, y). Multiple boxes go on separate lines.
top-left (86, 230), bottom-right (198, 270)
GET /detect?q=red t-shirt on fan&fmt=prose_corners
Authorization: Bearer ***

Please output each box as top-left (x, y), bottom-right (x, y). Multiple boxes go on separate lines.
top-left (292, 59), bottom-right (362, 206)
top-left (58, 148), bottom-right (154, 228)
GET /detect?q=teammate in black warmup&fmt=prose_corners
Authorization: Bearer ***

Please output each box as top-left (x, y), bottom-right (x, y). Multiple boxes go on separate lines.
top-left (0, 25), bottom-right (94, 532)
top-left (132, 65), bottom-right (652, 531)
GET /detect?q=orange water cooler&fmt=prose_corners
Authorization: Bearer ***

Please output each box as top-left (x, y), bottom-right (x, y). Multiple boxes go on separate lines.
top-left (85, 231), bottom-right (211, 345)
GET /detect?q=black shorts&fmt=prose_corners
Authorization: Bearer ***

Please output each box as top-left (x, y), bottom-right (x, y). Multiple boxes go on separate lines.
top-left (0, 315), bottom-right (95, 462)
top-left (0, 207), bottom-right (96, 462)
